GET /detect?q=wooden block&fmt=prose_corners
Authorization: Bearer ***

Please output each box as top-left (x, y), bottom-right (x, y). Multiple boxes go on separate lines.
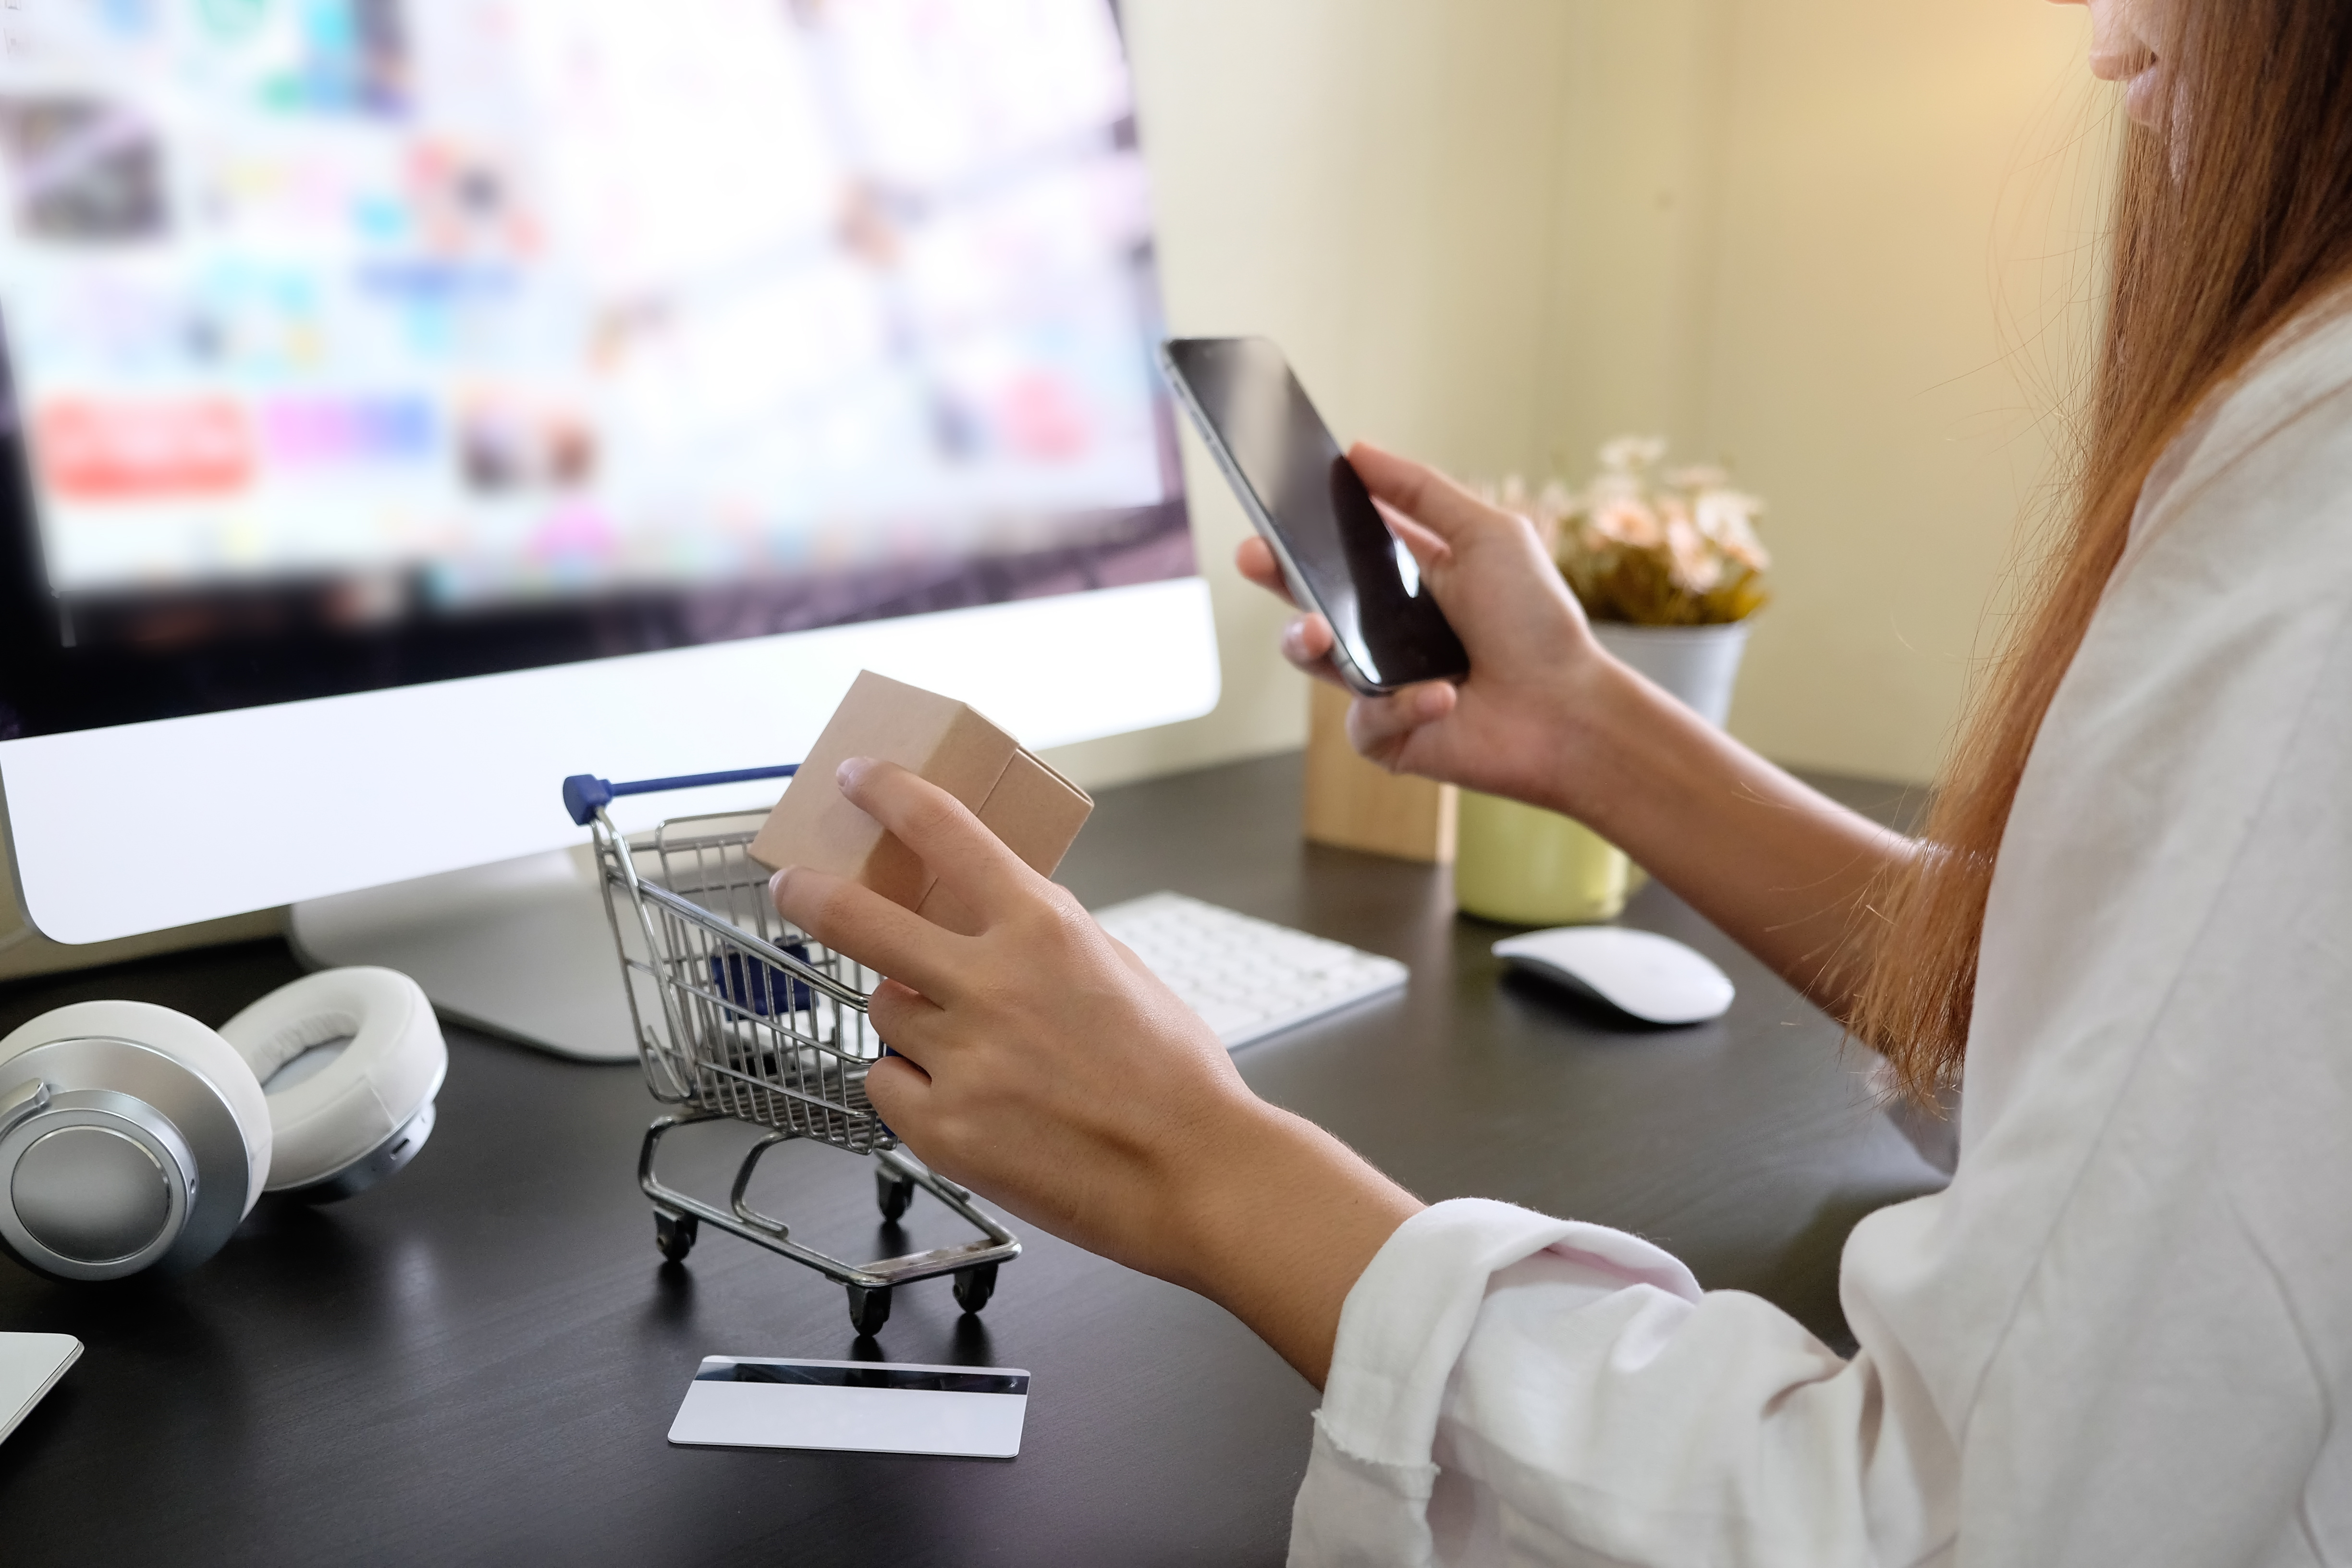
top-left (1301, 680), bottom-right (1457, 863)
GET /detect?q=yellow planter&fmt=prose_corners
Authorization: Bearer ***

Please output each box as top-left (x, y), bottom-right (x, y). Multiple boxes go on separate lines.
top-left (1453, 790), bottom-right (1629, 925)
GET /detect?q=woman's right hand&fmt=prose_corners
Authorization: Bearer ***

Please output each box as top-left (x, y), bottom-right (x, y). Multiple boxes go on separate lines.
top-left (772, 758), bottom-right (1424, 1387)
top-left (1239, 441), bottom-right (1617, 816)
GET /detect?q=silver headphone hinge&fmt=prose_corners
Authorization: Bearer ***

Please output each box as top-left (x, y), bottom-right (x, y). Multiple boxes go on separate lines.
top-left (0, 1077), bottom-right (50, 1138)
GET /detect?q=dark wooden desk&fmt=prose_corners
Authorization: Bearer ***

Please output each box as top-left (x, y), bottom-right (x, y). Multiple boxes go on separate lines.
top-left (0, 754), bottom-right (1943, 1567)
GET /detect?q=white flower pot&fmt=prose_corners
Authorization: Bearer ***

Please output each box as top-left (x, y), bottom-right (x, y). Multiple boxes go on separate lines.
top-left (1592, 618), bottom-right (1753, 728)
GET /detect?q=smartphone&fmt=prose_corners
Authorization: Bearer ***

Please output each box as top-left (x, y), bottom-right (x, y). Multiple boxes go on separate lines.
top-left (1159, 336), bottom-right (1470, 695)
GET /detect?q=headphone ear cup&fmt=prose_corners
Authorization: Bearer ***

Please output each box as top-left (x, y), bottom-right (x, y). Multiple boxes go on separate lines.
top-left (219, 968), bottom-right (446, 1200)
top-left (0, 1000), bottom-right (273, 1213)
top-left (0, 1000), bottom-right (272, 1280)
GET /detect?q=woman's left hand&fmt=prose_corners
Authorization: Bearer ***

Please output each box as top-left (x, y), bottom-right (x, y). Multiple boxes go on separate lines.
top-left (770, 757), bottom-right (1422, 1385)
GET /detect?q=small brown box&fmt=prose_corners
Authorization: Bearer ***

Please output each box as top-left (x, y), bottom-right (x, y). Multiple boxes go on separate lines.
top-left (747, 671), bottom-right (1093, 934)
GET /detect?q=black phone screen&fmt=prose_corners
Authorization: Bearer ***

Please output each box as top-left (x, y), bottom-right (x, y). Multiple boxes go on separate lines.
top-left (1163, 337), bottom-right (1469, 691)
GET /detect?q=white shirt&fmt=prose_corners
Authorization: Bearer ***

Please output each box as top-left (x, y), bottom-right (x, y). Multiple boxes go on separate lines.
top-left (1292, 308), bottom-right (2352, 1567)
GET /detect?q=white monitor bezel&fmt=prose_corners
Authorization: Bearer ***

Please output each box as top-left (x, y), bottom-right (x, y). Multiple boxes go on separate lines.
top-left (0, 575), bottom-right (1217, 945)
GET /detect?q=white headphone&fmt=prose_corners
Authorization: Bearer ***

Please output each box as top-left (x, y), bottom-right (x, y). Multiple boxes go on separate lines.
top-left (0, 968), bottom-right (446, 1282)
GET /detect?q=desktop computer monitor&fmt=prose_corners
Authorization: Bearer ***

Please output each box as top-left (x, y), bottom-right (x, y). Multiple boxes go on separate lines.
top-left (0, 0), bottom-right (1217, 1051)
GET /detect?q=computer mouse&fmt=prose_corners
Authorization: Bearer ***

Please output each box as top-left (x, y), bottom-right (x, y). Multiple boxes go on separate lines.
top-left (1492, 927), bottom-right (1734, 1026)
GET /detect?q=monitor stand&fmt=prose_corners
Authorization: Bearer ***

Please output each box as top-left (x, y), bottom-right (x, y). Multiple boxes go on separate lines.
top-left (289, 847), bottom-right (639, 1062)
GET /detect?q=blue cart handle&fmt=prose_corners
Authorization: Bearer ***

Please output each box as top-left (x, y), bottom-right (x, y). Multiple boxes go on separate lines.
top-left (562, 764), bottom-right (800, 826)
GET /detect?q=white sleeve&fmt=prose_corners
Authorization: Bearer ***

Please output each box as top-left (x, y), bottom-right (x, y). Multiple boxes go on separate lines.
top-left (1289, 1199), bottom-right (1949, 1568)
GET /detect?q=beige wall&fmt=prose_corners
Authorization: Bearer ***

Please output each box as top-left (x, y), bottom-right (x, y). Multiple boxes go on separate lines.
top-left (1652, 0), bottom-right (2102, 783)
top-left (1047, 0), bottom-right (1584, 789)
top-left (1051, 0), bottom-right (2103, 793)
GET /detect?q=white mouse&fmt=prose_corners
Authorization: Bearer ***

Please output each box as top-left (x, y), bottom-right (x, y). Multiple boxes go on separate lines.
top-left (1492, 927), bottom-right (1735, 1026)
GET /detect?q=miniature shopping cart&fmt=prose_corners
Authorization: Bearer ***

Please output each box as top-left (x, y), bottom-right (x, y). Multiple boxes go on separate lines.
top-left (563, 765), bottom-right (1018, 1336)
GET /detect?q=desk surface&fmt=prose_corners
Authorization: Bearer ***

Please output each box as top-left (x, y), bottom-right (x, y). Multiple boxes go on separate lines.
top-left (0, 753), bottom-right (1943, 1568)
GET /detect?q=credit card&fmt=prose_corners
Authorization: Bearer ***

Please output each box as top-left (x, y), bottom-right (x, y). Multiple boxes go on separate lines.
top-left (669, 1356), bottom-right (1029, 1458)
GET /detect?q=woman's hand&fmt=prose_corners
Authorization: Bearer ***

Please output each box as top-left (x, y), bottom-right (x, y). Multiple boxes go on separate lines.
top-left (1240, 441), bottom-right (1613, 816)
top-left (1242, 438), bottom-right (1922, 1018)
top-left (770, 757), bottom-right (1423, 1385)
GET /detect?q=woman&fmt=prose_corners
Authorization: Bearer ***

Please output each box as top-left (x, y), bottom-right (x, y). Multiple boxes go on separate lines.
top-left (771, 0), bottom-right (2352, 1558)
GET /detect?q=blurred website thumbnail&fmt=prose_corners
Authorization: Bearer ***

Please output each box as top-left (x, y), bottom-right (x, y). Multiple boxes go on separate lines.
top-left (36, 392), bottom-right (430, 498)
top-left (22, 386), bottom-right (1191, 651)
top-left (31, 386), bottom-right (591, 514)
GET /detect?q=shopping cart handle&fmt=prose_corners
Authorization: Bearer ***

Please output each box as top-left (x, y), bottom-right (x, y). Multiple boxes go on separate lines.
top-left (562, 764), bottom-right (800, 826)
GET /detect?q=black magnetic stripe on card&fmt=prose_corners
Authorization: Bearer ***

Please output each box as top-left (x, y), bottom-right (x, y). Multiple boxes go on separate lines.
top-left (697, 1360), bottom-right (1029, 1396)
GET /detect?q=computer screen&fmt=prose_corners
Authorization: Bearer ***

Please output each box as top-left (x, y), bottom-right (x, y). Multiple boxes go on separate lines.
top-left (0, 0), bottom-right (1189, 739)
top-left (0, 0), bottom-right (1218, 954)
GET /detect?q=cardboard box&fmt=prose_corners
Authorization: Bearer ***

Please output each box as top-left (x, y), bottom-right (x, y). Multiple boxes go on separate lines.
top-left (747, 671), bottom-right (1093, 935)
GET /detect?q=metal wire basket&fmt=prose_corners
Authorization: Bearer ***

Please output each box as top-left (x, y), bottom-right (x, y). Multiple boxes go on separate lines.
top-left (564, 765), bottom-right (1018, 1337)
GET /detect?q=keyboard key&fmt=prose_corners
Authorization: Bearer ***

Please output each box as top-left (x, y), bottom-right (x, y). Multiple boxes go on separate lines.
top-left (1090, 892), bottom-right (1408, 1050)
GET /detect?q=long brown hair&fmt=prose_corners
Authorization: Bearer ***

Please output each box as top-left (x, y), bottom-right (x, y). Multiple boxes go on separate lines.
top-left (1852, 0), bottom-right (2352, 1098)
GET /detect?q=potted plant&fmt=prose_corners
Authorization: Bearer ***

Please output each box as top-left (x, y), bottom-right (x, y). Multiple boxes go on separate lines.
top-left (1455, 439), bottom-right (1769, 925)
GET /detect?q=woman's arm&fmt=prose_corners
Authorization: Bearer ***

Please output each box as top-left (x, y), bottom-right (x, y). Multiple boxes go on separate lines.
top-left (770, 446), bottom-right (1911, 1384)
top-left (1248, 443), bottom-right (1914, 1017)
top-left (772, 759), bottom-right (1422, 1387)
top-left (772, 760), bottom-right (1932, 1559)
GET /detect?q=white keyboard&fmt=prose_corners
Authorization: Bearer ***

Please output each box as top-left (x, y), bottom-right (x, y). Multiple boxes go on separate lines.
top-left (1091, 892), bottom-right (1409, 1050)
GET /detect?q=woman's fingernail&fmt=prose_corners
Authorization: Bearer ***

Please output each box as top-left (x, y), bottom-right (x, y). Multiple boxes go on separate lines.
top-left (1418, 686), bottom-right (1449, 719)
top-left (768, 868), bottom-right (789, 902)
top-left (836, 755), bottom-right (870, 790)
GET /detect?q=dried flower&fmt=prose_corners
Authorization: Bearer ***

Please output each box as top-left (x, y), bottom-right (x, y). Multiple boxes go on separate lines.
top-left (1663, 514), bottom-right (1722, 592)
top-left (1586, 493), bottom-right (1664, 550)
top-left (1696, 488), bottom-right (1770, 572)
top-left (1477, 437), bottom-right (1771, 626)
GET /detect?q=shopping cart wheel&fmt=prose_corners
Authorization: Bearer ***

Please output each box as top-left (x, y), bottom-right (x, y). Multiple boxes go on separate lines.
top-left (846, 1284), bottom-right (893, 1336)
top-left (876, 1167), bottom-right (916, 1223)
top-left (654, 1210), bottom-right (698, 1262)
top-left (952, 1262), bottom-right (997, 1315)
